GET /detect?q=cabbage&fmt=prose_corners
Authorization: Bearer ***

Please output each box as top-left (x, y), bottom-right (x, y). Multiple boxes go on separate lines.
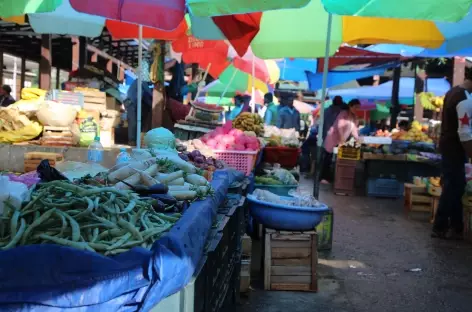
top-left (144, 127), bottom-right (176, 151)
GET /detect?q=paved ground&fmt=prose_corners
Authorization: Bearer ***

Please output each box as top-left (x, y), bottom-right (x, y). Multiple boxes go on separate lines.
top-left (237, 178), bottom-right (472, 312)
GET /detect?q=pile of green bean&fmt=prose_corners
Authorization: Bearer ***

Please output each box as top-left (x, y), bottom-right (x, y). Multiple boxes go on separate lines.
top-left (0, 180), bottom-right (181, 256)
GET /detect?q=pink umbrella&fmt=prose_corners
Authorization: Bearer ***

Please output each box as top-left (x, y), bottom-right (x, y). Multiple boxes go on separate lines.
top-left (69, 0), bottom-right (185, 31)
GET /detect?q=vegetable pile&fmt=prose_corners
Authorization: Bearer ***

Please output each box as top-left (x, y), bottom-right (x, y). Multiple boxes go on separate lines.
top-left (108, 157), bottom-right (214, 202)
top-left (255, 168), bottom-right (298, 186)
top-left (178, 150), bottom-right (225, 171)
top-left (0, 181), bottom-right (180, 255)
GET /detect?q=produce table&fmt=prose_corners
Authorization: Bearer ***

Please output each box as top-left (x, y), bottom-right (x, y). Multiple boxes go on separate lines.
top-left (364, 158), bottom-right (440, 183)
top-left (0, 169), bottom-right (244, 312)
top-left (174, 122), bottom-right (213, 141)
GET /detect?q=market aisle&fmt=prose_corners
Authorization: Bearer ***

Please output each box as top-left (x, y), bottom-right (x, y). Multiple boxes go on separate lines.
top-left (238, 178), bottom-right (472, 312)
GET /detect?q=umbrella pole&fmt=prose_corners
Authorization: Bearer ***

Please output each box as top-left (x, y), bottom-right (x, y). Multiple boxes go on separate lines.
top-left (218, 70), bottom-right (238, 105)
top-left (194, 63), bottom-right (212, 101)
top-left (251, 54), bottom-right (255, 113)
top-left (313, 13), bottom-right (333, 199)
top-left (136, 24), bottom-right (143, 149)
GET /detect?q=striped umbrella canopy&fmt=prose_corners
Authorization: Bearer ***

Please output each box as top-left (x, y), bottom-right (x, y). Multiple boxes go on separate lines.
top-left (321, 0), bottom-right (472, 22)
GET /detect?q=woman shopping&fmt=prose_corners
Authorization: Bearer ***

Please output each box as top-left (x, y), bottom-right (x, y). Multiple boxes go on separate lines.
top-left (320, 99), bottom-right (361, 183)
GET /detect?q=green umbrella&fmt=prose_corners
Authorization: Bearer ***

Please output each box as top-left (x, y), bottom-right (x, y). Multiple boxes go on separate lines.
top-left (370, 104), bottom-right (391, 121)
top-left (321, 0), bottom-right (472, 23)
top-left (188, 0), bottom-right (310, 17)
top-left (0, 0), bottom-right (62, 17)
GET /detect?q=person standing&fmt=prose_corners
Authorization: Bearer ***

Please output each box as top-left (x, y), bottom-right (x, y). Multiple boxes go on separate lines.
top-left (263, 93), bottom-right (279, 125)
top-left (321, 99), bottom-right (360, 183)
top-left (0, 85), bottom-right (15, 107)
top-left (277, 93), bottom-right (300, 131)
top-left (433, 72), bottom-right (472, 239)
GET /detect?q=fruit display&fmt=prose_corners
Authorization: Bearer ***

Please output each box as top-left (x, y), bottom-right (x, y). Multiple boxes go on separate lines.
top-left (391, 121), bottom-right (433, 143)
top-left (419, 92), bottom-right (444, 111)
top-left (233, 112), bottom-right (264, 136)
top-left (200, 123), bottom-right (261, 151)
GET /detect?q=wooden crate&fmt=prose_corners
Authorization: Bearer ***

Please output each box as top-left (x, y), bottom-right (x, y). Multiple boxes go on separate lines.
top-left (41, 126), bottom-right (74, 147)
top-left (75, 90), bottom-right (107, 112)
top-left (404, 183), bottom-right (434, 219)
top-left (264, 229), bottom-right (318, 292)
top-left (24, 152), bottom-right (64, 172)
top-left (334, 159), bottom-right (357, 196)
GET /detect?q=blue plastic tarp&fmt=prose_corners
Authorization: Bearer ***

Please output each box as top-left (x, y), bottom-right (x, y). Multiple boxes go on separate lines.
top-left (329, 77), bottom-right (450, 102)
top-left (0, 169), bottom-right (243, 312)
top-left (276, 59), bottom-right (318, 82)
top-left (305, 62), bottom-right (399, 91)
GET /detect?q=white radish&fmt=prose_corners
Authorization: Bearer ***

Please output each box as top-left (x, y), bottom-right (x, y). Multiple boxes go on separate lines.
top-left (168, 185), bottom-right (192, 192)
top-left (114, 172), bottom-right (141, 190)
top-left (158, 170), bottom-right (184, 184)
top-left (108, 158), bottom-right (156, 183)
top-left (185, 174), bottom-right (208, 186)
top-left (167, 177), bottom-right (185, 186)
top-left (168, 190), bottom-right (197, 200)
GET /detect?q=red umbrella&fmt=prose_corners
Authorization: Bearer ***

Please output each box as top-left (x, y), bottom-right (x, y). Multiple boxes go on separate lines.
top-left (106, 19), bottom-right (188, 40)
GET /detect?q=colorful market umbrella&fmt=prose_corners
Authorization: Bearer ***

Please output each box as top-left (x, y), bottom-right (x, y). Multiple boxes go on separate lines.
top-left (190, 0), bottom-right (449, 58)
top-left (321, 0), bottom-right (472, 22)
top-left (201, 79), bottom-right (267, 100)
top-left (219, 65), bottom-right (269, 95)
top-left (0, 0), bottom-right (186, 32)
top-left (171, 34), bottom-right (279, 84)
top-left (187, 0), bottom-right (310, 17)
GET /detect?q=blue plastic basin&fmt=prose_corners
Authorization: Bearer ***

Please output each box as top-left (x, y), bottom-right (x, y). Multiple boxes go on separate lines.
top-left (253, 184), bottom-right (298, 196)
top-left (247, 195), bottom-right (329, 231)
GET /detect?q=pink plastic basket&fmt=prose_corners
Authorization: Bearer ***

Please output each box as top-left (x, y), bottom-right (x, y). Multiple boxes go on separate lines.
top-left (214, 150), bottom-right (259, 175)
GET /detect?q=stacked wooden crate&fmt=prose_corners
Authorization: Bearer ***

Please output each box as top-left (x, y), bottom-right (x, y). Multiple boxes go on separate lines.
top-left (264, 229), bottom-right (318, 292)
top-left (41, 126), bottom-right (74, 147)
top-left (404, 183), bottom-right (434, 219)
top-left (240, 235), bottom-right (252, 294)
top-left (24, 152), bottom-right (64, 172)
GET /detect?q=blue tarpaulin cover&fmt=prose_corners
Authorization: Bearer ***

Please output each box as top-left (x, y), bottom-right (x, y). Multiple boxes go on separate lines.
top-left (329, 78), bottom-right (450, 102)
top-left (305, 62), bottom-right (399, 91)
top-left (0, 169), bottom-right (244, 312)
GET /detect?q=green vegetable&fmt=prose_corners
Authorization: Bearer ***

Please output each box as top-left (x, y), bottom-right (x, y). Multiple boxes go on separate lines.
top-left (255, 176), bottom-right (283, 185)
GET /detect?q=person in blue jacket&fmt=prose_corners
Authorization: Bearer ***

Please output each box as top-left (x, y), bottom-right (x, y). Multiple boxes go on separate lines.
top-left (277, 93), bottom-right (301, 131)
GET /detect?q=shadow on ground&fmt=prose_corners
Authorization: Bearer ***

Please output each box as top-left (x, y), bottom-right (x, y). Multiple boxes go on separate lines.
top-left (237, 178), bottom-right (472, 312)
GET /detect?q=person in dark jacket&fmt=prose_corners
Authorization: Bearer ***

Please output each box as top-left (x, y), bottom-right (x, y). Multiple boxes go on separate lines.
top-left (0, 85), bottom-right (15, 107)
top-left (277, 93), bottom-right (300, 131)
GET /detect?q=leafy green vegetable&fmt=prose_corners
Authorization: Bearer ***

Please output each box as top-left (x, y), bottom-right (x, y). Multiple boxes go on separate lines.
top-left (255, 176), bottom-right (283, 185)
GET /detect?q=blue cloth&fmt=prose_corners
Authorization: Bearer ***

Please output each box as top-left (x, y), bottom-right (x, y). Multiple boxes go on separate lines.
top-left (277, 106), bottom-right (301, 131)
top-left (0, 169), bottom-right (244, 312)
top-left (322, 105), bottom-right (342, 140)
top-left (229, 105), bottom-right (243, 120)
top-left (359, 125), bottom-right (373, 136)
top-left (305, 62), bottom-right (399, 91)
top-left (329, 78), bottom-right (450, 102)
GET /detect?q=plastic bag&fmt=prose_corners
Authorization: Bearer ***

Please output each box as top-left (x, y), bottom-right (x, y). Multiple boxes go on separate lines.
top-left (37, 160), bottom-right (68, 182)
top-left (36, 101), bottom-right (77, 127)
top-left (55, 161), bottom-right (108, 181)
top-left (271, 166), bottom-right (298, 185)
top-left (0, 176), bottom-right (30, 215)
top-left (0, 122), bottom-right (43, 143)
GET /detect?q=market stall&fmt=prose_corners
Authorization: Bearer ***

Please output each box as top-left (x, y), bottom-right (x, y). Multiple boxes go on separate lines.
top-left (0, 130), bottom-right (248, 311)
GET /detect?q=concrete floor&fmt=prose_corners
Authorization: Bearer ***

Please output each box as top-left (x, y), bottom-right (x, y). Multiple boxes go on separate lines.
top-left (238, 179), bottom-right (472, 312)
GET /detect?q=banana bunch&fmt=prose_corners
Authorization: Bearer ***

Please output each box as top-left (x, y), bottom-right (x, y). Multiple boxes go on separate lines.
top-left (74, 87), bottom-right (100, 92)
top-left (233, 112), bottom-right (264, 136)
top-left (429, 177), bottom-right (441, 187)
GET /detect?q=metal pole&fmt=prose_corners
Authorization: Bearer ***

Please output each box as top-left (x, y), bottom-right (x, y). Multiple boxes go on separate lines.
top-left (313, 13), bottom-right (333, 199)
top-left (12, 57), bottom-right (17, 97)
top-left (251, 54), bottom-right (255, 113)
top-left (218, 70), bottom-right (238, 105)
top-left (136, 25), bottom-right (143, 149)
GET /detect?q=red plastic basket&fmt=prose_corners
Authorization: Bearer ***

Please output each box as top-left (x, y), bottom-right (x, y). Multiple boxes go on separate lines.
top-left (214, 150), bottom-right (259, 175)
top-left (262, 146), bottom-right (301, 168)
